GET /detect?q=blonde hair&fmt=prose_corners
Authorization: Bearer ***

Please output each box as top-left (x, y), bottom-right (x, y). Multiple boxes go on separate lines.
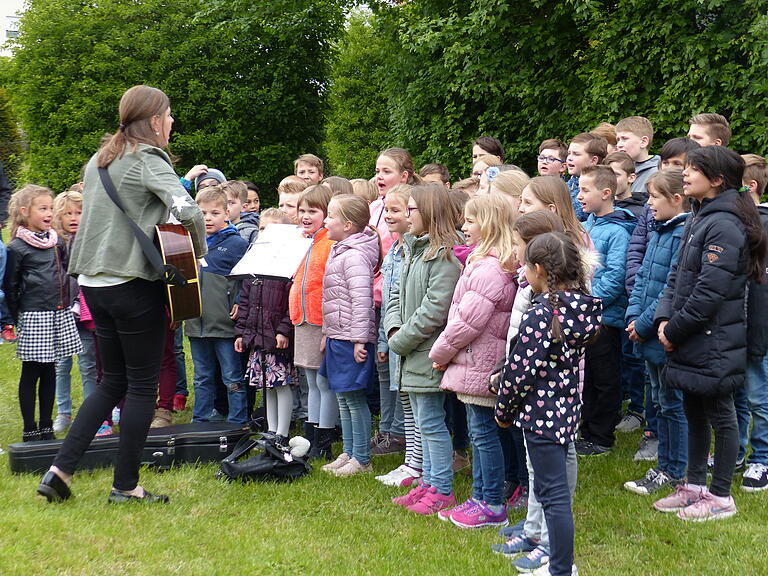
top-left (331, 194), bottom-right (372, 232)
top-left (526, 176), bottom-right (588, 248)
top-left (473, 154), bottom-right (502, 171)
top-left (294, 153), bottom-right (324, 174)
top-left (195, 185), bottom-right (228, 211)
top-left (53, 190), bottom-right (83, 240)
top-left (465, 195), bottom-right (517, 272)
top-left (9, 185), bottom-right (55, 237)
top-left (590, 122), bottom-right (617, 147)
top-left (615, 116), bottom-right (654, 146)
top-left (491, 169), bottom-right (530, 201)
top-left (452, 177), bottom-right (480, 195)
top-left (385, 184), bottom-right (412, 209)
top-left (96, 85), bottom-right (170, 168)
top-left (322, 176), bottom-right (353, 197)
top-left (351, 178), bottom-right (378, 203)
top-left (220, 180), bottom-right (248, 203)
top-left (278, 176), bottom-right (308, 196)
top-left (259, 207), bottom-right (292, 227)
top-left (409, 183), bottom-right (461, 260)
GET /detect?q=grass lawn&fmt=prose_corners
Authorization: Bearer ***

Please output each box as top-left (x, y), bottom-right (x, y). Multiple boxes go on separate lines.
top-left (0, 339), bottom-right (765, 576)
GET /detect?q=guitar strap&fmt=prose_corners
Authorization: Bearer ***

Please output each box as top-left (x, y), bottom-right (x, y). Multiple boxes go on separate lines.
top-left (97, 166), bottom-right (188, 286)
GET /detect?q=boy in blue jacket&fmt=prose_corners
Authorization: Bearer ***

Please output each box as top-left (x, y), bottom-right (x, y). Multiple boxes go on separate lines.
top-left (185, 186), bottom-right (249, 424)
top-left (575, 165), bottom-right (637, 456)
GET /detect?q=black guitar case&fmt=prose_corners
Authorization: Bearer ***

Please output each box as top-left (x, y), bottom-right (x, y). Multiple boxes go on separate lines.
top-left (8, 422), bottom-right (251, 475)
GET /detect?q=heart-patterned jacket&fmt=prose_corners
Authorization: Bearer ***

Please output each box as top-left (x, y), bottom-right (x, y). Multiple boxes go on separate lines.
top-left (495, 291), bottom-right (602, 444)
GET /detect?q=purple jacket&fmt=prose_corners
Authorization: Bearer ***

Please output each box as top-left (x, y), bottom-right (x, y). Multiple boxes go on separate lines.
top-left (322, 227), bottom-right (380, 343)
top-left (235, 277), bottom-right (294, 353)
top-left (430, 252), bottom-right (516, 403)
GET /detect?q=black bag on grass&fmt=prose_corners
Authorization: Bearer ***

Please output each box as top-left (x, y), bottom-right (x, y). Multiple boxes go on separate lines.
top-left (218, 433), bottom-right (310, 482)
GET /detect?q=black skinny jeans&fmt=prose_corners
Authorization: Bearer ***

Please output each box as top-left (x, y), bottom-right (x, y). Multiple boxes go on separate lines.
top-left (53, 279), bottom-right (167, 491)
top-left (581, 325), bottom-right (622, 448)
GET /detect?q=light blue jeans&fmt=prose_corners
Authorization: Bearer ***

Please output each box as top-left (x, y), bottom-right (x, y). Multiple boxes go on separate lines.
top-left (378, 353), bottom-right (404, 436)
top-left (189, 337), bottom-right (247, 424)
top-left (410, 391), bottom-right (453, 495)
top-left (735, 354), bottom-right (768, 464)
top-left (466, 403), bottom-right (505, 505)
top-left (338, 389), bottom-right (372, 465)
top-left (55, 328), bottom-right (98, 416)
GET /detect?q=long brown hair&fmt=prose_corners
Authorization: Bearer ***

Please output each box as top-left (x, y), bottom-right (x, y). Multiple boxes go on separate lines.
top-left (526, 176), bottom-right (588, 248)
top-left (96, 85), bottom-right (171, 168)
top-left (409, 183), bottom-right (461, 260)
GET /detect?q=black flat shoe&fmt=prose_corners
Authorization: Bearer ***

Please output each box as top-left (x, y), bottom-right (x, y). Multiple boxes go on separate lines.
top-left (37, 471), bottom-right (72, 503)
top-left (107, 489), bottom-right (169, 504)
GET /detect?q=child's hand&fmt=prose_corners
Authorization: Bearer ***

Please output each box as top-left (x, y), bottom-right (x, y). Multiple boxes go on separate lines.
top-left (234, 337), bottom-right (244, 353)
top-left (432, 362), bottom-right (447, 371)
top-left (275, 334), bottom-right (289, 349)
top-left (320, 335), bottom-right (327, 354)
top-left (626, 321), bottom-right (643, 343)
top-left (495, 417), bottom-right (511, 429)
top-left (184, 164), bottom-right (209, 181)
top-left (387, 328), bottom-right (399, 339)
top-left (488, 371), bottom-right (501, 394)
top-left (657, 321), bottom-right (674, 352)
top-left (354, 342), bottom-right (367, 363)
top-left (229, 304), bottom-right (238, 321)
top-left (377, 351), bottom-right (388, 363)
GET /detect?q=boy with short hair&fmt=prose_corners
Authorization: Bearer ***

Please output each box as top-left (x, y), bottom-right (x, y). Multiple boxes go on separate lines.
top-left (687, 113), bottom-right (731, 147)
top-left (658, 137), bottom-right (701, 171)
top-left (604, 151), bottom-right (645, 218)
top-left (278, 177), bottom-right (308, 224)
top-left (294, 154), bottom-right (324, 184)
top-left (615, 116), bottom-right (660, 198)
top-left (567, 133), bottom-right (607, 222)
top-left (575, 165), bottom-right (637, 456)
top-left (419, 163), bottom-right (450, 187)
top-left (222, 180), bottom-right (259, 245)
top-left (185, 186), bottom-right (249, 424)
top-left (537, 138), bottom-right (568, 177)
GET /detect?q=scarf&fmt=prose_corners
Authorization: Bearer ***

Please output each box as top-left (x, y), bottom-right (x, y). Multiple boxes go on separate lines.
top-left (16, 226), bottom-right (58, 249)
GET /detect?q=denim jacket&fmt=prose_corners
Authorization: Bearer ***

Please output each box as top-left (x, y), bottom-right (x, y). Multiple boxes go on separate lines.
top-left (377, 240), bottom-right (405, 354)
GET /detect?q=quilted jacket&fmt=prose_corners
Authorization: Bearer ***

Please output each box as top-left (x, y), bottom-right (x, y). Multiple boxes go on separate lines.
top-left (289, 227), bottom-right (334, 327)
top-left (235, 276), bottom-right (293, 353)
top-left (322, 227), bottom-right (379, 343)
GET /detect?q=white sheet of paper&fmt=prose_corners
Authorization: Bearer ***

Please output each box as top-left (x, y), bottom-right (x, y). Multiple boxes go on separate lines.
top-left (230, 224), bottom-right (312, 279)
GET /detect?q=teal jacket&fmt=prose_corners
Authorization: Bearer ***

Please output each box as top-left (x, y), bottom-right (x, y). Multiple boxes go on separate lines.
top-left (384, 233), bottom-right (461, 393)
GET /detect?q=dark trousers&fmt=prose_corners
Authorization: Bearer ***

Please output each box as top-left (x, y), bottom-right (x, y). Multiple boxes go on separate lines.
top-left (53, 279), bottom-right (167, 491)
top-left (444, 392), bottom-right (469, 452)
top-left (684, 391), bottom-right (739, 497)
top-left (19, 361), bottom-right (56, 431)
top-left (525, 431), bottom-right (574, 576)
top-left (581, 325), bottom-right (622, 448)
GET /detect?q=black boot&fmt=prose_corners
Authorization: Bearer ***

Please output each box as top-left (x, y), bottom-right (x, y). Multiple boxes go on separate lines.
top-left (23, 423), bottom-right (40, 442)
top-left (39, 427), bottom-right (55, 441)
top-left (309, 426), bottom-right (334, 461)
top-left (303, 421), bottom-right (316, 447)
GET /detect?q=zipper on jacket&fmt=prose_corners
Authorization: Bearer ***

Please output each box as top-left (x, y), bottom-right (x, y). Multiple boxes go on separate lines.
top-left (299, 233), bottom-right (317, 324)
top-left (54, 244), bottom-right (65, 310)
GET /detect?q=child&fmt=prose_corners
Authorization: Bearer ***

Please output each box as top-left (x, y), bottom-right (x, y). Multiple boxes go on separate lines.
top-left (623, 170), bottom-right (689, 496)
top-left (242, 181), bottom-right (261, 214)
top-left (5, 185), bottom-right (82, 441)
top-left (490, 169), bottom-right (530, 213)
top-left (289, 185), bottom-right (337, 458)
top-left (452, 177), bottom-right (480, 196)
top-left (319, 194), bottom-right (380, 476)
top-left (52, 190), bottom-right (99, 435)
top-left (537, 139), bottom-right (568, 178)
top-left (234, 209), bottom-right (296, 443)
top-left (566, 133), bottom-right (607, 222)
top-left (575, 165), bottom-right (636, 456)
top-left (604, 151), bottom-right (644, 218)
top-left (294, 154), bottom-right (324, 184)
top-left (419, 163), bottom-right (451, 187)
top-left (519, 176), bottom-right (590, 250)
top-left (654, 146), bottom-right (767, 521)
top-left (429, 194), bottom-right (517, 528)
top-left (615, 116), bottom-right (660, 197)
top-left (278, 177), bottom-right (309, 224)
top-left (472, 135), bottom-right (505, 164)
top-left (350, 178), bottom-right (378, 204)
top-left (384, 182), bottom-right (462, 515)
top-left (496, 232), bottom-right (601, 576)
top-left (472, 155), bottom-right (502, 194)
top-left (375, 185), bottom-right (419, 485)
top-left (687, 113), bottom-right (731, 147)
top-left (590, 122), bottom-right (617, 154)
top-left (222, 181), bottom-right (259, 245)
top-left (185, 186), bottom-right (249, 424)
top-left (735, 154), bottom-right (768, 491)
top-left (194, 168), bottom-right (227, 192)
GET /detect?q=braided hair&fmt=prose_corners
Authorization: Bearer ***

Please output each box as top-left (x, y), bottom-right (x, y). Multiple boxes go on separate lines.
top-left (525, 232), bottom-right (589, 340)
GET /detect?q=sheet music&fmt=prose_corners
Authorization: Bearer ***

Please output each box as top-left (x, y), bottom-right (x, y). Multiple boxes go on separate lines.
top-left (229, 224), bottom-right (312, 280)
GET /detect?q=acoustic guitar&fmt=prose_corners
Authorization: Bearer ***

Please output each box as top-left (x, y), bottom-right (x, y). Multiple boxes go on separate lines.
top-left (154, 223), bottom-right (202, 322)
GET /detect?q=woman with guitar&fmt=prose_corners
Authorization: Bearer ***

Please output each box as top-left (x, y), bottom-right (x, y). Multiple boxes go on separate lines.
top-left (37, 85), bottom-right (206, 504)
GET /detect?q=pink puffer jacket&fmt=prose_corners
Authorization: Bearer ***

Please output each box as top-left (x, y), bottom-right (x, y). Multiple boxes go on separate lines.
top-left (322, 227), bottom-right (380, 343)
top-left (430, 252), bottom-right (516, 403)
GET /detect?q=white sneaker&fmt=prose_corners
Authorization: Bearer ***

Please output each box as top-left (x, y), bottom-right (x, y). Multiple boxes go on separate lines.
top-left (376, 464), bottom-right (421, 487)
top-left (53, 414), bottom-right (72, 434)
top-left (532, 563), bottom-right (579, 575)
top-left (333, 457), bottom-right (372, 477)
top-left (615, 412), bottom-right (643, 433)
top-left (321, 452), bottom-right (350, 472)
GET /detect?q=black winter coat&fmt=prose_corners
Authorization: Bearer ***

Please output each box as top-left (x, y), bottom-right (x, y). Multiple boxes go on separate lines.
top-left (746, 204), bottom-right (768, 361)
top-left (234, 277), bottom-right (294, 354)
top-left (4, 236), bottom-right (70, 322)
top-left (655, 189), bottom-right (748, 396)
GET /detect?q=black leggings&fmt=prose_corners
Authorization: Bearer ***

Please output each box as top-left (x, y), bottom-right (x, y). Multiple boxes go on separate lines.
top-left (19, 361), bottom-right (56, 431)
top-left (53, 279), bottom-right (167, 491)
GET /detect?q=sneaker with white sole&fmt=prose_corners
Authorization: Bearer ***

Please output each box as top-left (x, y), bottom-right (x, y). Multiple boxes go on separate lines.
top-left (513, 544), bottom-right (550, 572)
top-left (633, 433), bottom-right (659, 462)
top-left (653, 484), bottom-right (705, 513)
top-left (375, 464), bottom-right (421, 487)
top-left (742, 462), bottom-right (768, 492)
top-left (677, 492), bottom-right (737, 522)
top-left (53, 414), bottom-right (72, 434)
top-left (532, 563), bottom-right (578, 576)
top-left (437, 498), bottom-right (477, 522)
top-left (625, 468), bottom-right (675, 495)
top-left (490, 534), bottom-right (539, 557)
top-left (499, 518), bottom-right (526, 539)
top-left (450, 500), bottom-right (508, 529)
top-left (392, 483), bottom-right (429, 507)
top-left (321, 452), bottom-right (350, 472)
top-left (615, 411), bottom-right (643, 433)
top-left (406, 486), bottom-right (456, 515)
top-left (333, 457), bottom-right (372, 477)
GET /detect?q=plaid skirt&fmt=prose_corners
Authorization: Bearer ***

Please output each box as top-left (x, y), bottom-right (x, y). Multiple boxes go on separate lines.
top-left (17, 309), bottom-right (83, 363)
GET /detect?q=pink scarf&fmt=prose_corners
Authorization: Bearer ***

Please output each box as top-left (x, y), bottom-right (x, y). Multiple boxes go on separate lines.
top-left (17, 226), bottom-right (58, 249)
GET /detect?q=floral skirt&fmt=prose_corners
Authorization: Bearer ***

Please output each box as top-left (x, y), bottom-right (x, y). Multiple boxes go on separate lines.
top-left (246, 348), bottom-right (297, 389)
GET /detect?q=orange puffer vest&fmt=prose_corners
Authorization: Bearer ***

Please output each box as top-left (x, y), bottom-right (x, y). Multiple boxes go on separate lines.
top-left (289, 227), bottom-right (334, 326)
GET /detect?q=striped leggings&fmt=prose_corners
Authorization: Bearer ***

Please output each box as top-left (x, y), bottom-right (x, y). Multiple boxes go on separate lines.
top-left (401, 391), bottom-right (423, 470)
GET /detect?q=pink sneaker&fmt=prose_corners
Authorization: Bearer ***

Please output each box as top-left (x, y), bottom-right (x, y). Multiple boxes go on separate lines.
top-left (406, 486), bottom-right (456, 515)
top-left (321, 452), bottom-right (350, 472)
top-left (437, 498), bottom-right (477, 522)
top-left (653, 484), bottom-right (704, 513)
top-left (392, 483), bottom-right (429, 507)
top-left (451, 500), bottom-right (508, 528)
top-left (677, 492), bottom-right (737, 522)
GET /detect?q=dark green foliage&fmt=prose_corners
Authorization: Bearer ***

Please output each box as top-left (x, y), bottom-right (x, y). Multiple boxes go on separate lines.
top-left (0, 82), bottom-right (23, 186)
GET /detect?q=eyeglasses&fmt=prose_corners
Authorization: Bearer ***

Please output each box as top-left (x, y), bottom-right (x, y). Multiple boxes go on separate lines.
top-left (406, 206), bottom-right (419, 216)
top-left (537, 155), bottom-right (564, 164)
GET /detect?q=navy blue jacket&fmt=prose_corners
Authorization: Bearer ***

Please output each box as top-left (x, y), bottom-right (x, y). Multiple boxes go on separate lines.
top-left (655, 189), bottom-right (749, 396)
top-left (585, 208), bottom-right (637, 328)
top-left (625, 212), bottom-right (688, 365)
top-left (624, 204), bottom-right (655, 297)
top-left (747, 204), bottom-right (768, 361)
